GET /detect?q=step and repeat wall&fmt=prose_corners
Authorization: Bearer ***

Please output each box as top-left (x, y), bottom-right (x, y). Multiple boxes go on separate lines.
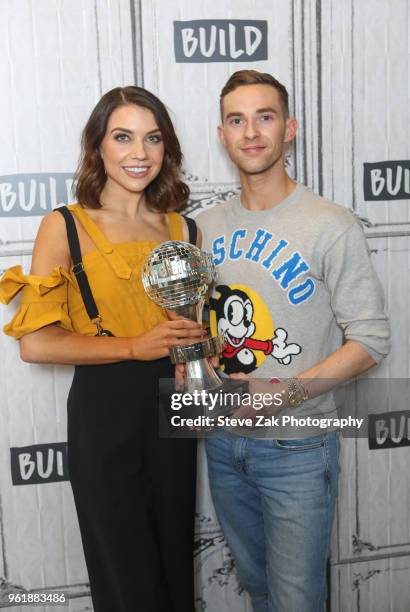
top-left (0, 1), bottom-right (409, 611)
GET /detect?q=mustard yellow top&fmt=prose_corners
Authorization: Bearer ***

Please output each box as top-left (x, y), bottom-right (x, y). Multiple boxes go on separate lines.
top-left (0, 204), bottom-right (184, 339)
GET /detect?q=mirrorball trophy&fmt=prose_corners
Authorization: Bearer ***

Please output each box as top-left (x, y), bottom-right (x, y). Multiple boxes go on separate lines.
top-left (141, 241), bottom-right (225, 393)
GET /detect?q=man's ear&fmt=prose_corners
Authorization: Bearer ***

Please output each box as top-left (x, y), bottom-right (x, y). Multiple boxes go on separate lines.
top-left (217, 124), bottom-right (226, 148)
top-left (284, 117), bottom-right (298, 144)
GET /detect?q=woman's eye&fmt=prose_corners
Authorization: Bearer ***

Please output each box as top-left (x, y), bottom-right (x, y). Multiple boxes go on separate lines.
top-left (114, 133), bottom-right (130, 142)
top-left (146, 134), bottom-right (163, 144)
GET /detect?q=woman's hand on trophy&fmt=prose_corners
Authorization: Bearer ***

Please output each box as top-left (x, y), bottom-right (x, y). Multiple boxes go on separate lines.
top-left (130, 319), bottom-right (204, 361)
top-left (166, 309), bottom-right (182, 321)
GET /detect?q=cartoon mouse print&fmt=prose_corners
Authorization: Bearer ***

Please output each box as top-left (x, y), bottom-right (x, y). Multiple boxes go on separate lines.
top-left (210, 285), bottom-right (301, 374)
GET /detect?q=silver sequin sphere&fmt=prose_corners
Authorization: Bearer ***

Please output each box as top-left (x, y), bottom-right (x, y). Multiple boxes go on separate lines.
top-left (141, 241), bottom-right (216, 309)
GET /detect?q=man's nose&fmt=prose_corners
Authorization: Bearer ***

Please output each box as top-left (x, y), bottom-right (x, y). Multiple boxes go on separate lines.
top-left (244, 119), bottom-right (259, 140)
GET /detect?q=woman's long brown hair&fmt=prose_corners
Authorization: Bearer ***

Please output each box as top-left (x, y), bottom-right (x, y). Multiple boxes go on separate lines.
top-left (75, 86), bottom-right (189, 212)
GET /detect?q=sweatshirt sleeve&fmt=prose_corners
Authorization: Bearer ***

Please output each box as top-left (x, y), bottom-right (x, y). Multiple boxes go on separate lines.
top-left (323, 220), bottom-right (390, 363)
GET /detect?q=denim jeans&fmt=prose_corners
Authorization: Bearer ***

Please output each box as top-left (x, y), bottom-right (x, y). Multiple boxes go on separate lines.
top-left (205, 432), bottom-right (340, 612)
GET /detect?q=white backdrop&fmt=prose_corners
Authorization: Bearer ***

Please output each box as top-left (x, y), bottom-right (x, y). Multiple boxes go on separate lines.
top-left (0, 1), bottom-right (409, 611)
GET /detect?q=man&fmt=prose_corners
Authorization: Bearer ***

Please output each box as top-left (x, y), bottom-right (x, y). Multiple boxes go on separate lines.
top-left (196, 70), bottom-right (390, 612)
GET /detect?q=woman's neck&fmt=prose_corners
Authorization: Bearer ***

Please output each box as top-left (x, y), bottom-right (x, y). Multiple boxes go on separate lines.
top-left (99, 182), bottom-right (147, 220)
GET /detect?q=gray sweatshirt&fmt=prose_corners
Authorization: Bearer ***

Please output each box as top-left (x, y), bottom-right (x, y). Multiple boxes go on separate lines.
top-left (197, 183), bottom-right (390, 438)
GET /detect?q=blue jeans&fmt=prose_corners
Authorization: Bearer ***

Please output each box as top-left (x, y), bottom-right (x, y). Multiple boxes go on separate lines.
top-left (205, 432), bottom-right (340, 612)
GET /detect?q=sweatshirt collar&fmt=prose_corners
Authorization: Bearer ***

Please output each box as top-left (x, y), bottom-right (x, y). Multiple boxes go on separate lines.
top-left (231, 182), bottom-right (306, 219)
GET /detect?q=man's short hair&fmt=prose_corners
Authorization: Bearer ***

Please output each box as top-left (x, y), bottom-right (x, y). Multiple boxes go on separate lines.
top-left (220, 70), bottom-right (289, 119)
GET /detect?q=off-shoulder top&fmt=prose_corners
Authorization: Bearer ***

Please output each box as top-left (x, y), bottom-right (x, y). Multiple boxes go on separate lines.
top-left (0, 204), bottom-right (184, 339)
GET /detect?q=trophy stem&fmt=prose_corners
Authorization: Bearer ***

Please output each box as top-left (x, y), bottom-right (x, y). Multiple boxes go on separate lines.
top-left (184, 358), bottom-right (223, 393)
top-left (173, 301), bottom-right (203, 323)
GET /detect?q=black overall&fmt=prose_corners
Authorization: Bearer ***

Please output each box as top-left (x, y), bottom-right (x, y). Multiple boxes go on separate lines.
top-left (59, 208), bottom-right (198, 612)
top-left (68, 359), bottom-right (196, 612)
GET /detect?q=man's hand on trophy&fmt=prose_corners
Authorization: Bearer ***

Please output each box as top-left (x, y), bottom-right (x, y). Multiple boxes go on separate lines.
top-left (175, 363), bottom-right (185, 391)
top-left (175, 355), bottom-right (219, 391)
top-left (131, 319), bottom-right (204, 361)
top-left (229, 373), bottom-right (289, 425)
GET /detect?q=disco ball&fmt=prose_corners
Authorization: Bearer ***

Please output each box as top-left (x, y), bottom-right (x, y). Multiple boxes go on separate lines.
top-left (141, 240), bottom-right (216, 309)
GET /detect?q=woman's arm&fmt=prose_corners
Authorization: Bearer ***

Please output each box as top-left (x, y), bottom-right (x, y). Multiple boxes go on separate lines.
top-left (20, 319), bottom-right (204, 365)
top-left (19, 211), bottom-right (204, 365)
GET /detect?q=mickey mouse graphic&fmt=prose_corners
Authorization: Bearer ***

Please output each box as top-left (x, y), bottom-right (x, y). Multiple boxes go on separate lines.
top-left (210, 285), bottom-right (302, 374)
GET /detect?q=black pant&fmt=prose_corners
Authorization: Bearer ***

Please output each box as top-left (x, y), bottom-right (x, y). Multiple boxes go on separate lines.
top-left (67, 359), bottom-right (196, 612)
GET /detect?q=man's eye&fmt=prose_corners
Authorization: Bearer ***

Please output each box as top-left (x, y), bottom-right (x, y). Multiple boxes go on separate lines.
top-left (230, 118), bottom-right (243, 126)
top-left (114, 133), bottom-right (130, 142)
top-left (260, 114), bottom-right (273, 122)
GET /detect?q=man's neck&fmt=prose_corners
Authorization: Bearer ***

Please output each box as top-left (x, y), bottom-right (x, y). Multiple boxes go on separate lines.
top-left (239, 168), bottom-right (296, 211)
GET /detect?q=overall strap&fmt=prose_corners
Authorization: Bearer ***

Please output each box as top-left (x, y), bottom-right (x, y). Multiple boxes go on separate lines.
top-left (56, 206), bottom-right (100, 324)
top-left (184, 216), bottom-right (198, 246)
top-left (69, 205), bottom-right (131, 280)
top-left (157, 212), bottom-right (198, 245)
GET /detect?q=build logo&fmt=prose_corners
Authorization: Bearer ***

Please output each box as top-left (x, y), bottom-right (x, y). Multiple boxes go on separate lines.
top-left (174, 20), bottom-right (268, 63)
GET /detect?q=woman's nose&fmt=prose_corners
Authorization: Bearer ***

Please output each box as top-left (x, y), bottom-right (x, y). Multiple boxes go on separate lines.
top-left (130, 140), bottom-right (147, 160)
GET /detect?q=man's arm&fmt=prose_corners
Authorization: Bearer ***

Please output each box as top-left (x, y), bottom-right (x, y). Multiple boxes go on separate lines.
top-left (287, 219), bottom-right (390, 404)
top-left (233, 218), bottom-right (390, 413)
top-left (296, 339), bottom-right (375, 400)
top-left (231, 340), bottom-right (375, 414)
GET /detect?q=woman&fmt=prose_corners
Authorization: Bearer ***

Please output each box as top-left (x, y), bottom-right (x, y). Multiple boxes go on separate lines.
top-left (0, 86), bottom-right (202, 612)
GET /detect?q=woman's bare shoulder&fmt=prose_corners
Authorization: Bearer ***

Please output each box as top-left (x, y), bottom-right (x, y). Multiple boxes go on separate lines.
top-left (30, 210), bottom-right (71, 275)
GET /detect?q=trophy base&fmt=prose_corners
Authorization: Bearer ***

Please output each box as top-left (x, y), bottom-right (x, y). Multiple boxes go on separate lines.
top-left (169, 334), bottom-right (225, 392)
top-left (184, 357), bottom-right (223, 393)
top-left (169, 334), bottom-right (224, 365)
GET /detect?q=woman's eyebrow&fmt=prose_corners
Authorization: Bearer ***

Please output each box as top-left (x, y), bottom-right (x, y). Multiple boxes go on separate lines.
top-left (110, 127), bottom-right (133, 134)
top-left (110, 127), bottom-right (161, 134)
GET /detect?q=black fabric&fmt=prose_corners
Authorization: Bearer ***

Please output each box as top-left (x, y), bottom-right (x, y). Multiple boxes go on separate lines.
top-left (56, 206), bottom-right (99, 322)
top-left (67, 359), bottom-right (196, 612)
top-left (184, 216), bottom-right (198, 246)
top-left (57, 208), bottom-right (197, 610)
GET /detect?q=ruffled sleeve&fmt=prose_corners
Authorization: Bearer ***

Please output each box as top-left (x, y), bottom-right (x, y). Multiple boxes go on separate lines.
top-left (0, 265), bottom-right (74, 339)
